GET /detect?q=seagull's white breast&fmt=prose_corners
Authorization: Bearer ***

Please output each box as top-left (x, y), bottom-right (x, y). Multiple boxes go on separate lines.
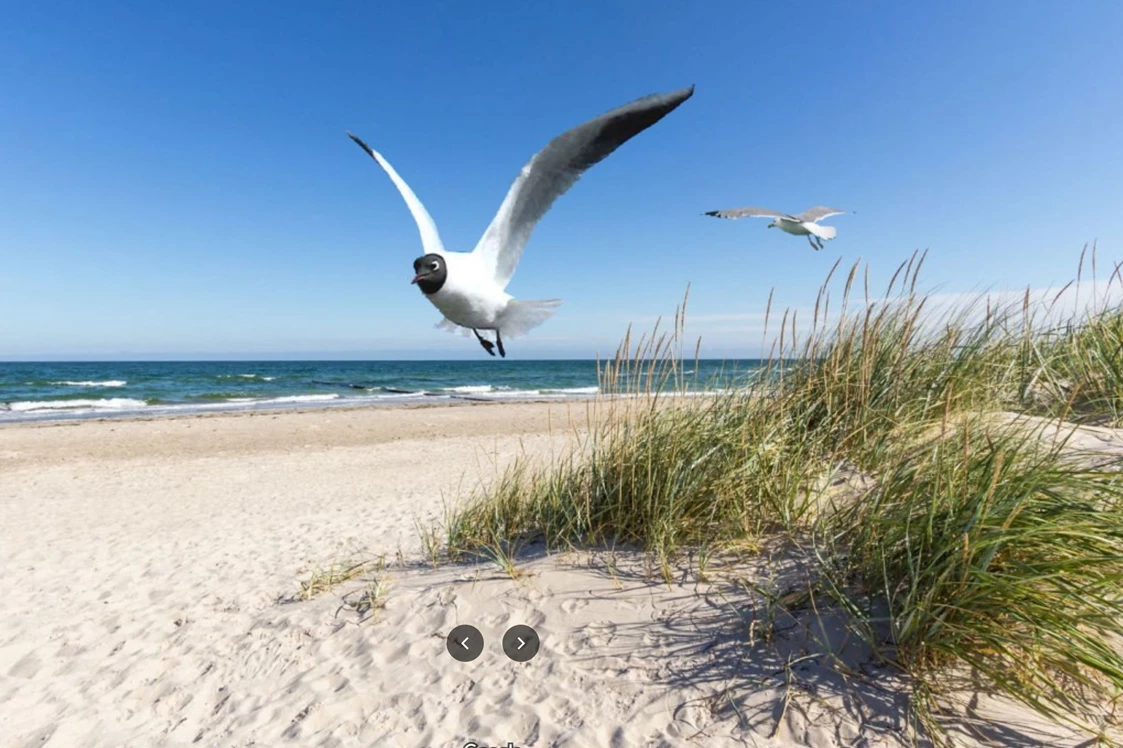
top-left (776, 218), bottom-right (812, 236)
top-left (424, 251), bottom-right (512, 329)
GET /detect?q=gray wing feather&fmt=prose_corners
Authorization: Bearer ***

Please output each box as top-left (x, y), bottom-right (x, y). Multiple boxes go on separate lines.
top-left (796, 206), bottom-right (849, 223)
top-left (472, 86), bottom-right (695, 288)
top-left (703, 206), bottom-right (792, 220)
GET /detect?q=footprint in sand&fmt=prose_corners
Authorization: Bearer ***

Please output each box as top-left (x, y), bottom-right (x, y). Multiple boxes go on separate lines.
top-left (449, 677), bottom-right (477, 703)
top-left (584, 620), bottom-right (617, 647)
top-left (9, 650), bottom-right (41, 678)
top-left (560, 597), bottom-right (589, 615)
top-left (518, 584), bottom-right (548, 605)
top-left (549, 701), bottom-right (584, 730)
top-left (479, 668), bottom-right (516, 698)
top-left (280, 700), bottom-right (322, 740)
top-left (478, 611), bottom-right (507, 629)
top-left (390, 692), bottom-right (423, 711)
top-left (10, 726), bottom-right (57, 747)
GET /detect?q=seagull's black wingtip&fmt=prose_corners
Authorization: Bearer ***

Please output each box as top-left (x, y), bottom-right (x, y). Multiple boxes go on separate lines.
top-left (346, 131), bottom-right (373, 154)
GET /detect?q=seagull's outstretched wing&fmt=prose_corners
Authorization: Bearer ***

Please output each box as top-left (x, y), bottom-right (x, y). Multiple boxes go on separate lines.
top-left (703, 207), bottom-right (792, 220)
top-left (796, 206), bottom-right (849, 223)
top-left (472, 86), bottom-right (695, 289)
top-left (348, 132), bottom-right (445, 256)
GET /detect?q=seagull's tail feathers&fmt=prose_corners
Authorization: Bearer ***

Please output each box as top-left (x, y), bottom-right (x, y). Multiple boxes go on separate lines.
top-left (501, 299), bottom-right (563, 339)
top-left (806, 223), bottom-right (837, 242)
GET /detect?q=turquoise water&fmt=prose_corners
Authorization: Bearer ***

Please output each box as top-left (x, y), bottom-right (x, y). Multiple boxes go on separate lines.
top-left (0, 360), bottom-right (762, 423)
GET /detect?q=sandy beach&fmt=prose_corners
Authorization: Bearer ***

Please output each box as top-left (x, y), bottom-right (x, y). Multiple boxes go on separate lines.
top-left (0, 402), bottom-right (1108, 747)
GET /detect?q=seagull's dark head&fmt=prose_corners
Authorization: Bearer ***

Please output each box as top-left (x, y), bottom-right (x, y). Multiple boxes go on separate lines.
top-left (411, 253), bottom-right (447, 295)
top-left (767, 221), bottom-right (776, 229)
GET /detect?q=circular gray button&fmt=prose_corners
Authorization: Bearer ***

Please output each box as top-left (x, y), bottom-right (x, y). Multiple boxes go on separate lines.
top-left (446, 624), bottom-right (484, 662)
top-left (502, 624), bottom-right (540, 662)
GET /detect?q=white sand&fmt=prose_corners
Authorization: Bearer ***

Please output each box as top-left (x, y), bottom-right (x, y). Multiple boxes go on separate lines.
top-left (0, 403), bottom-right (1114, 747)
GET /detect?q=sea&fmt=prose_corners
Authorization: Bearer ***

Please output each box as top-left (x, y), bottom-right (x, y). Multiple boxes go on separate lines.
top-left (0, 360), bottom-right (762, 424)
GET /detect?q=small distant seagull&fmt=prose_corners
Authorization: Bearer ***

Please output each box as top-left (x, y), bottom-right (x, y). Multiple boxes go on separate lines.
top-left (703, 205), bottom-right (851, 250)
top-left (348, 86), bottom-right (694, 358)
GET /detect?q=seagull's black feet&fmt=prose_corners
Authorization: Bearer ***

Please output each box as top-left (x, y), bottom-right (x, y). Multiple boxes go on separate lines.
top-left (495, 331), bottom-right (506, 358)
top-left (808, 235), bottom-right (821, 251)
top-left (473, 329), bottom-right (496, 357)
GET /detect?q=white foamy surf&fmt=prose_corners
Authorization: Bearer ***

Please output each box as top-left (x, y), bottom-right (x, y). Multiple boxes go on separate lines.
top-left (9, 398), bottom-right (149, 412)
top-left (259, 394), bottom-right (339, 404)
top-left (217, 374), bottom-right (277, 381)
top-left (0, 385), bottom-right (667, 425)
top-left (442, 385), bottom-right (498, 394)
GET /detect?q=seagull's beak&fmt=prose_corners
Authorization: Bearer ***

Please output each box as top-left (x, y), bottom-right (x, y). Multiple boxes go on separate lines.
top-left (411, 273), bottom-right (424, 284)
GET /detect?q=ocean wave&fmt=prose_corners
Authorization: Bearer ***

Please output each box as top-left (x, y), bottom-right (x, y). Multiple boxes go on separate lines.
top-left (8, 398), bottom-right (148, 412)
top-left (467, 389), bottom-right (538, 399)
top-left (50, 380), bottom-right (127, 388)
top-left (442, 385), bottom-right (498, 394)
top-left (441, 386), bottom-right (601, 400)
top-left (372, 386), bottom-right (420, 395)
top-left (218, 374), bottom-right (276, 381)
top-left (0, 386), bottom-right (722, 423)
top-left (257, 394), bottom-right (340, 404)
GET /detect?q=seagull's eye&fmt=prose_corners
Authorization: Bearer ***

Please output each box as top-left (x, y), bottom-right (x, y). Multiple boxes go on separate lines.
top-left (430, 261), bottom-right (440, 271)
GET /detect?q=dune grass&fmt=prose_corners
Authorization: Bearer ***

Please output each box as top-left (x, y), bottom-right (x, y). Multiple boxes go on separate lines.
top-left (834, 416), bottom-right (1123, 736)
top-left (1050, 307), bottom-right (1123, 422)
top-left (438, 248), bottom-right (1123, 741)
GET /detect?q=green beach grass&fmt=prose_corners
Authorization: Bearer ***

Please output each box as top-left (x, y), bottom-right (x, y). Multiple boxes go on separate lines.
top-left (435, 247), bottom-right (1123, 743)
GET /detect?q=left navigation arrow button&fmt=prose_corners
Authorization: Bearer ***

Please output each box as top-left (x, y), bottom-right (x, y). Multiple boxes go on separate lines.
top-left (446, 625), bottom-right (483, 662)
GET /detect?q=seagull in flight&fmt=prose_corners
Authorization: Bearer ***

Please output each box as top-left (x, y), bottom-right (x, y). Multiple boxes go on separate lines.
top-left (704, 205), bottom-right (851, 250)
top-left (348, 86), bottom-right (695, 358)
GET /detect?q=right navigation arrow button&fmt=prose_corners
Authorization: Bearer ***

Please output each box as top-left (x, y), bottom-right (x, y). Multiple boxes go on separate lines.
top-left (502, 625), bottom-right (540, 662)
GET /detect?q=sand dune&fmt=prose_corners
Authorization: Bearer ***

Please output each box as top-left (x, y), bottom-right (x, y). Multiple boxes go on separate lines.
top-left (0, 403), bottom-right (1108, 746)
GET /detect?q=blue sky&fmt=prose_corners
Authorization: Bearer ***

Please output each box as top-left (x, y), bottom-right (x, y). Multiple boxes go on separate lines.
top-left (2, 1), bottom-right (1121, 360)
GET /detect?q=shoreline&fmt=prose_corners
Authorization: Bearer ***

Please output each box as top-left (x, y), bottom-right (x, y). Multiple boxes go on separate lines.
top-left (0, 389), bottom-right (733, 430)
top-left (0, 392), bottom-right (598, 429)
top-left (0, 391), bottom-right (603, 427)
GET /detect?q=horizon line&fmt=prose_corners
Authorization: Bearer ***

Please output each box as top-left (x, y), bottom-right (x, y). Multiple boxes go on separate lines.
top-left (1, 355), bottom-right (769, 364)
